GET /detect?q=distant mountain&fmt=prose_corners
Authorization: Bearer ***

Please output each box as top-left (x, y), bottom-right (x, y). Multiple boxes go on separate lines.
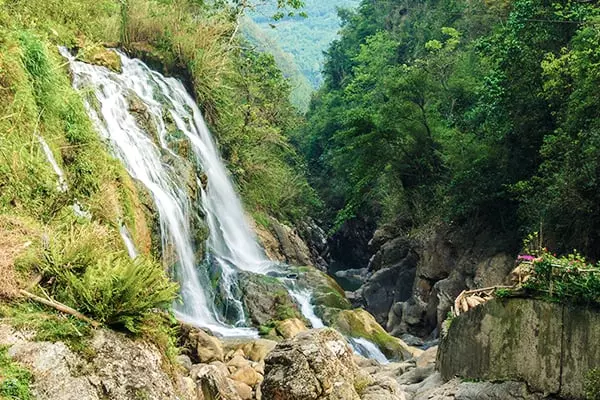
top-left (246, 0), bottom-right (360, 111)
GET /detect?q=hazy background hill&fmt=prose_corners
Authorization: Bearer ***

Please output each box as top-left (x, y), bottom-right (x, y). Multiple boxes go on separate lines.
top-left (244, 0), bottom-right (360, 111)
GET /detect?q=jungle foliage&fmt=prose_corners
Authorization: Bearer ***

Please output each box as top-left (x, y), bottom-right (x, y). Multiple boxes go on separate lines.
top-left (297, 0), bottom-right (600, 258)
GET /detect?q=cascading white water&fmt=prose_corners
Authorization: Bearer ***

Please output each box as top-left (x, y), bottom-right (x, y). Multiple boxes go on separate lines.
top-left (60, 47), bottom-right (257, 336)
top-left (37, 135), bottom-right (68, 192)
top-left (350, 338), bottom-right (389, 365)
top-left (60, 48), bottom-right (394, 361)
top-left (119, 225), bottom-right (138, 259)
top-left (289, 288), bottom-right (324, 329)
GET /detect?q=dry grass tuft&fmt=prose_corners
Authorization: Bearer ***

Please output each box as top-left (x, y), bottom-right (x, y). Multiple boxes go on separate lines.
top-left (0, 215), bottom-right (37, 299)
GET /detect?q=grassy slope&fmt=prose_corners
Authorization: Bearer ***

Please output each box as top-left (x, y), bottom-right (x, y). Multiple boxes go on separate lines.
top-left (0, 0), bottom-right (316, 375)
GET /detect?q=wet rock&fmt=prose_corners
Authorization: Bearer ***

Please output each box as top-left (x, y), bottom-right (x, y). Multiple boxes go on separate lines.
top-left (332, 309), bottom-right (419, 360)
top-left (238, 272), bottom-right (303, 327)
top-left (76, 43), bottom-right (122, 73)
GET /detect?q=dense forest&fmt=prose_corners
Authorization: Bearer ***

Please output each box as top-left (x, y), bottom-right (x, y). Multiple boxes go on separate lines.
top-left (295, 0), bottom-right (600, 259)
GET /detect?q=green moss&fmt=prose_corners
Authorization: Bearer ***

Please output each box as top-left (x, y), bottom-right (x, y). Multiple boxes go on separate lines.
top-left (585, 368), bottom-right (600, 400)
top-left (0, 346), bottom-right (33, 400)
top-left (333, 309), bottom-right (410, 360)
top-left (76, 44), bottom-right (122, 73)
top-left (0, 302), bottom-right (93, 357)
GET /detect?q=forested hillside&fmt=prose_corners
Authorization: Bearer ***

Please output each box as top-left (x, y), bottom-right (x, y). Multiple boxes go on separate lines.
top-left (249, 0), bottom-right (360, 109)
top-left (296, 0), bottom-right (600, 259)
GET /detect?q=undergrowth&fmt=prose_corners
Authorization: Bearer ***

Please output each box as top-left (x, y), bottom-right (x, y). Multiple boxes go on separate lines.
top-left (17, 223), bottom-right (178, 333)
top-left (0, 346), bottom-right (33, 400)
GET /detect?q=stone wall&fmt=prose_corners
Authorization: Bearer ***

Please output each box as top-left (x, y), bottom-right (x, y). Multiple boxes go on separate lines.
top-left (438, 298), bottom-right (600, 399)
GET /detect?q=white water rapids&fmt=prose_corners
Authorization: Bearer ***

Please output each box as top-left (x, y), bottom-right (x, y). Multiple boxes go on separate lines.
top-left (59, 47), bottom-right (389, 360)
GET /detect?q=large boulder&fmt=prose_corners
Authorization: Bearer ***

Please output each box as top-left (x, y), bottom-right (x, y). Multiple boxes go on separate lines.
top-left (262, 329), bottom-right (361, 400)
top-left (261, 329), bottom-right (405, 400)
top-left (439, 298), bottom-right (600, 399)
top-left (361, 256), bottom-right (417, 326)
top-left (238, 272), bottom-right (303, 327)
top-left (1, 325), bottom-right (194, 400)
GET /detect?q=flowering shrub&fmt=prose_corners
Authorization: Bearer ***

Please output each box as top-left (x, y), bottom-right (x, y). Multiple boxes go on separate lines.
top-left (520, 248), bottom-right (600, 306)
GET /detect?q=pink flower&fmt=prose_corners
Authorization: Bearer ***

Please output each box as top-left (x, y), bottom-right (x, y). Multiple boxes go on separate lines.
top-left (518, 255), bottom-right (536, 261)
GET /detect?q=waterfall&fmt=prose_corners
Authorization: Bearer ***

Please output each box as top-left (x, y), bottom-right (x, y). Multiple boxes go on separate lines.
top-left (60, 48), bottom-right (391, 363)
top-left (119, 225), bottom-right (138, 259)
top-left (60, 47), bottom-right (260, 336)
top-left (350, 338), bottom-right (390, 365)
top-left (289, 288), bottom-right (324, 329)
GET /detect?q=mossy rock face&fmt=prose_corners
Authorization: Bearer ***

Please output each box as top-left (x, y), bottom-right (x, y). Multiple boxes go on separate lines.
top-left (292, 266), bottom-right (351, 310)
top-left (76, 42), bottom-right (122, 73)
top-left (238, 272), bottom-right (304, 329)
top-left (333, 309), bottom-right (415, 361)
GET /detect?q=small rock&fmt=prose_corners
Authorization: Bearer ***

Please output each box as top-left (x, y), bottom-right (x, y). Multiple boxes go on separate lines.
top-left (227, 355), bottom-right (251, 370)
top-left (241, 339), bottom-right (278, 362)
top-left (276, 318), bottom-right (308, 339)
top-left (232, 380), bottom-right (253, 400)
top-left (176, 354), bottom-right (193, 373)
top-left (231, 365), bottom-right (262, 387)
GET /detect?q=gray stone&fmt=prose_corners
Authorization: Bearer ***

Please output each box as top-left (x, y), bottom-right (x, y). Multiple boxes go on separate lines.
top-left (261, 329), bottom-right (361, 400)
top-left (438, 298), bottom-right (600, 399)
top-left (196, 365), bottom-right (242, 400)
top-left (1, 325), bottom-right (194, 400)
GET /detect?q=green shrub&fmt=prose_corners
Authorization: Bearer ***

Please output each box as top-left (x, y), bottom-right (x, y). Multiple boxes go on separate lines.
top-left (21, 224), bottom-right (178, 333)
top-left (0, 347), bottom-right (33, 400)
top-left (522, 249), bottom-right (600, 306)
top-left (59, 255), bottom-right (178, 332)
